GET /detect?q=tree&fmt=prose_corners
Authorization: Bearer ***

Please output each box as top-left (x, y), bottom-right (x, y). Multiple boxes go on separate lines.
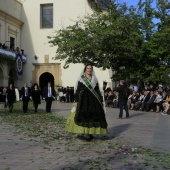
top-left (144, 0), bottom-right (170, 84)
top-left (49, 3), bottom-right (144, 81)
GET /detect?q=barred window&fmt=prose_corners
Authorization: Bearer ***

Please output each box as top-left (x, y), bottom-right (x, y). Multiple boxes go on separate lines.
top-left (40, 4), bottom-right (53, 28)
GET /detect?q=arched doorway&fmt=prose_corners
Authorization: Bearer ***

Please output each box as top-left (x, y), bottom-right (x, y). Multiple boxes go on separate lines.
top-left (39, 72), bottom-right (54, 95)
top-left (9, 68), bottom-right (17, 87)
top-left (32, 63), bottom-right (61, 88)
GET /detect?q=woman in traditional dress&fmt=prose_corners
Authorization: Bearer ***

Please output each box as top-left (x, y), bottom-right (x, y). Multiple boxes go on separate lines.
top-left (65, 64), bottom-right (108, 141)
top-left (31, 84), bottom-right (41, 112)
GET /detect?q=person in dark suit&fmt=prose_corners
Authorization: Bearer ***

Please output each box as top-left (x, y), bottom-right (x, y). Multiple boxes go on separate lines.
top-left (140, 91), bottom-right (150, 111)
top-left (145, 91), bottom-right (156, 112)
top-left (69, 87), bottom-right (74, 103)
top-left (6, 83), bottom-right (16, 113)
top-left (21, 82), bottom-right (31, 113)
top-left (115, 80), bottom-right (130, 119)
top-left (43, 82), bottom-right (56, 113)
top-left (66, 86), bottom-right (70, 103)
top-left (105, 91), bottom-right (114, 107)
top-left (31, 84), bottom-right (41, 112)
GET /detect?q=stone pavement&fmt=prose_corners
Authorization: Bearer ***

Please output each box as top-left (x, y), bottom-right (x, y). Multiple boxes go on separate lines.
top-left (49, 101), bottom-right (170, 151)
top-left (0, 101), bottom-right (170, 170)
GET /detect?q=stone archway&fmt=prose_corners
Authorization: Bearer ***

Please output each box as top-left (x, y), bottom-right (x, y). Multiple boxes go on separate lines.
top-left (32, 63), bottom-right (61, 88)
top-left (39, 72), bottom-right (54, 93)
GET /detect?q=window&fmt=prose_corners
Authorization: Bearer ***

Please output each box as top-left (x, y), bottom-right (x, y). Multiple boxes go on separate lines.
top-left (10, 37), bottom-right (15, 50)
top-left (40, 4), bottom-right (53, 28)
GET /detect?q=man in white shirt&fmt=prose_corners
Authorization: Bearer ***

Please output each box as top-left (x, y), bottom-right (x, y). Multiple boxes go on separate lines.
top-left (21, 82), bottom-right (31, 113)
top-left (43, 82), bottom-right (56, 113)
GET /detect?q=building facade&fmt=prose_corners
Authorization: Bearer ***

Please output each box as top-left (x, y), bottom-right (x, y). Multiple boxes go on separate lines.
top-left (0, 0), bottom-right (26, 87)
top-left (0, 0), bottom-right (112, 90)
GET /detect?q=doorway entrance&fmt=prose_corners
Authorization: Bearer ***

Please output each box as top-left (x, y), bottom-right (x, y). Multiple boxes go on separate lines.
top-left (39, 72), bottom-right (54, 95)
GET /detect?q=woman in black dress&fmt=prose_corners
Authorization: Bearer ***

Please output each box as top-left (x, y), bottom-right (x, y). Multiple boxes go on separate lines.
top-left (31, 84), bottom-right (41, 112)
top-left (65, 64), bottom-right (108, 141)
top-left (6, 83), bottom-right (16, 113)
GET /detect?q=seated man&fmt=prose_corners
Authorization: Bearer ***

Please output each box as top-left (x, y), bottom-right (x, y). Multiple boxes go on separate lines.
top-left (153, 91), bottom-right (163, 112)
top-left (134, 91), bottom-right (144, 110)
top-left (139, 91), bottom-right (150, 111)
top-left (128, 91), bottom-right (138, 110)
top-left (145, 91), bottom-right (156, 112)
top-left (162, 92), bottom-right (170, 113)
top-left (105, 91), bottom-right (114, 107)
top-left (112, 91), bottom-right (119, 108)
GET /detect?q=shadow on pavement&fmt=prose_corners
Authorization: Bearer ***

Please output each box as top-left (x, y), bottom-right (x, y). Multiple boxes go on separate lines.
top-left (129, 112), bottom-right (147, 118)
top-left (108, 123), bottom-right (131, 139)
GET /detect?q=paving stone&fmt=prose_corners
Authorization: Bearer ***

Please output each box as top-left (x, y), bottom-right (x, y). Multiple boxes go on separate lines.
top-left (0, 101), bottom-right (170, 169)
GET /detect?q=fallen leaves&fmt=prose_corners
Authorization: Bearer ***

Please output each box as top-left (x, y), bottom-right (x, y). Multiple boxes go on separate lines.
top-left (1, 102), bottom-right (170, 169)
top-left (0, 101), bottom-right (67, 144)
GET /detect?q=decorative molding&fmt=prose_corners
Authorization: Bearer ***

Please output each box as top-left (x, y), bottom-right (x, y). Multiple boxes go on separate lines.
top-left (16, 0), bottom-right (27, 4)
top-left (44, 55), bottom-right (49, 63)
top-left (0, 10), bottom-right (24, 28)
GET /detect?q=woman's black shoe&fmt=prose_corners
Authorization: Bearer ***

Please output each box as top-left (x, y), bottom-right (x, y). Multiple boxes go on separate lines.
top-left (86, 134), bottom-right (94, 141)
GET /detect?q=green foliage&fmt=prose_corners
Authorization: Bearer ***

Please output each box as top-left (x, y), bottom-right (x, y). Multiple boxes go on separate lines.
top-left (48, 0), bottom-right (170, 84)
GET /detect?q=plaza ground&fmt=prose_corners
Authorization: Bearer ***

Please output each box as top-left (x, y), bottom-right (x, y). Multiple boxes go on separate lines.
top-left (0, 101), bottom-right (170, 170)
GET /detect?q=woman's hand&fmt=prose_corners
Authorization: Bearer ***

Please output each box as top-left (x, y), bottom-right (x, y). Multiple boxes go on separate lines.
top-left (73, 102), bottom-right (77, 107)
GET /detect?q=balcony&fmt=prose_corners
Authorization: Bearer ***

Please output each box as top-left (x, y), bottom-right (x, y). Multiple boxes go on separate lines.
top-left (0, 47), bottom-right (26, 62)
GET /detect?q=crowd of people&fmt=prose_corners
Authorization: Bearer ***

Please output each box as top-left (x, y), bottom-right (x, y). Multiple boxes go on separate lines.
top-left (1, 81), bottom-right (170, 116)
top-left (0, 82), bottom-right (56, 113)
top-left (0, 43), bottom-right (24, 54)
top-left (104, 84), bottom-right (170, 115)
top-left (0, 82), bottom-right (77, 113)
top-left (57, 86), bottom-right (75, 103)
top-left (1, 64), bottom-right (170, 142)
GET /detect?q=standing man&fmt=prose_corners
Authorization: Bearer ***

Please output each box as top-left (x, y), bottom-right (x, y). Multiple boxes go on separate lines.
top-left (21, 82), bottom-right (31, 113)
top-left (116, 80), bottom-right (130, 119)
top-left (66, 86), bottom-right (70, 103)
top-left (43, 82), bottom-right (56, 113)
top-left (6, 83), bottom-right (16, 113)
top-left (70, 87), bottom-right (74, 103)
